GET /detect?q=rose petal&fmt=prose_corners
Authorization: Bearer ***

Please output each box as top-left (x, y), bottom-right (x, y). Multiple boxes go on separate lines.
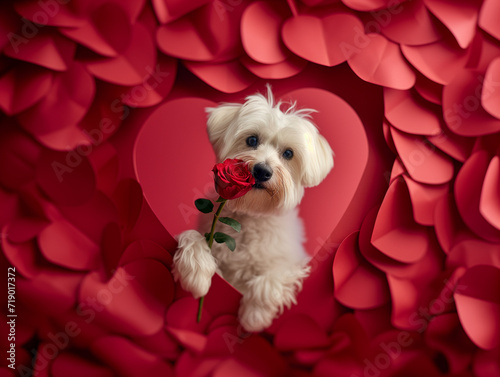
top-left (380, 0), bottom-right (442, 46)
top-left (455, 151), bottom-right (500, 242)
top-left (347, 34), bottom-right (415, 90)
top-left (454, 265), bottom-right (500, 350)
top-left (79, 259), bottom-right (174, 336)
top-left (59, 2), bottom-right (132, 57)
top-left (17, 62), bottom-right (95, 140)
top-left (241, 1), bottom-right (291, 65)
top-left (274, 314), bottom-right (330, 351)
top-left (84, 23), bottom-right (156, 86)
top-left (479, 0), bottom-right (500, 40)
top-left (91, 336), bottom-right (174, 377)
top-left (4, 29), bottom-right (76, 71)
top-left (333, 231), bottom-right (390, 309)
top-left (282, 13), bottom-right (365, 67)
top-left (390, 126), bottom-right (455, 185)
top-left (240, 54), bottom-right (307, 80)
top-left (482, 56), bottom-right (500, 120)
top-left (443, 69), bottom-right (500, 136)
top-left (384, 88), bottom-right (442, 136)
top-left (423, 0), bottom-right (480, 48)
top-left (401, 40), bottom-right (469, 85)
top-left (184, 60), bottom-right (256, 93)
top-left (371, 178), bottom-right (429, 263)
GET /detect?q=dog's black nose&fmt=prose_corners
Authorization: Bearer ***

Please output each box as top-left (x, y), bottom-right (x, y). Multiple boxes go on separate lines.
top-left (253, 163), bottom-right (273, 182)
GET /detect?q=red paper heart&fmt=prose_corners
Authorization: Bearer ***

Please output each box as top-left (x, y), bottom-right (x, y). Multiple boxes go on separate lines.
top-left (347, 34), bottom-right (416, 90)
top-left (479, 0), bottom-right (500, 40)
top-left (240, 1), bottom-right (291, 65)
top-left (282, 13), bottom-right (364, 67)
top-left (134, 87), bottom-right (369, 256)
top-left (454, 265), bottom-right (500, 350)
top-left (79, 259), bottom-right (174, 337)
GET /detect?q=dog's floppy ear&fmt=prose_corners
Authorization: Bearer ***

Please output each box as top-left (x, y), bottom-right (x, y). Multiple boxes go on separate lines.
top-left (301, 131), bottom-right (334, 188)
top-left (206, 104), bottom-right (240, 158)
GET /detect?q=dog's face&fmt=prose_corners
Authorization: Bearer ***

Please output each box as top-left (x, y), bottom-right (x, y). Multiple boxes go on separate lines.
top-left (206, 88), bottom-right (334, 215)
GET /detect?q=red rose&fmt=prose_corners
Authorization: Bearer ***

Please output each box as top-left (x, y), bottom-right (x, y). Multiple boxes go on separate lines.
top-left (212, 159), bottom-right (255, 200)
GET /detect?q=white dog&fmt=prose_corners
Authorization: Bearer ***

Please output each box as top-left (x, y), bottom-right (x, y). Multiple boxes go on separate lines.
top-left (172, 87), bottom-right (334, 332)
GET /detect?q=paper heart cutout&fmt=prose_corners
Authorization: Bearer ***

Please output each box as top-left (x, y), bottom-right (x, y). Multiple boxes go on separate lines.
top-left (152, 0), bottom-right (212, 23)
top-left (347, 33), bottom-right (416, 90)
top-left (282, 13), bottom-right (364, 67)
top-left (51, 352), bottom-right (114, 377)
top-left (423, 0), bottom-right (480, 49)
top-left (240, 54), bottom-right (307, 80)
top-left (274, 314), bottom-right (330, 351)
top-left (342, 0), bottom-right (398, 11)
top-left (84, 23), bottom-right (156, 86)
top-left (333, 231), bottom-right (390, 309)
top-left (79, 259), bottom-right (174, 337)
top-left (479, 0), bottom-right (500, 40)
top-left (240, 1), bottom-right (291, 65)
top-left (401, 40), bottom-right (469, 85)
top-left (379, 0), bottom-right (442, 46)
top-left (91, 336), bottom-right (174, 376)
top-left (454, 265), bottom-right (500, 350)
top-left (482, 57), bottom-right (500, 120)
top-left (134, 87), bottom-right (368, 255)
top-left (480, 155), bottom-right (500, 230)
top-left (4, 29), bottom-right (76, 71)
top-left (0, 64), bottom-right (53, 116)
top-left (156, 2), bottom-right (241, 62)
top-left (184, 60), bottom-right (256, 93)
top-left (384, 88), bottom-right (442, 136)
top-left (59, 2), bottom-right (132, 57)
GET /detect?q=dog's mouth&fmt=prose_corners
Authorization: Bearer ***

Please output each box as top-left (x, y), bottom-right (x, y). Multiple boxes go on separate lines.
top-left (253, 183), bottom-right (266, 189)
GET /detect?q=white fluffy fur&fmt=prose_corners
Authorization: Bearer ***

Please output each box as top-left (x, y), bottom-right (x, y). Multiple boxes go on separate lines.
top-left (172, 86), bottom-right (334, 332)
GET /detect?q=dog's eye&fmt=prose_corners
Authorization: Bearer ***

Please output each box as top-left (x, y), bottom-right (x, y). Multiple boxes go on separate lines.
top-left (283, 149), bottom-right (294, 160)
top-left (246, 136), bottom-right (258, 148)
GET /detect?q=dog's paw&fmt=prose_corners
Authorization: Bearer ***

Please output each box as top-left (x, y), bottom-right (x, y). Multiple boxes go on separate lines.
top-left (172, 230), bottom-right (218, 299)
top-left (238, 300), bottom-right (276, 333)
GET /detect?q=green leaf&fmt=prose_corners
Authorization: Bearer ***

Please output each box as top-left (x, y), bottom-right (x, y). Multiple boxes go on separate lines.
top-left (213, 232), bottom-right (236, 251)
top-left (204, 233), bottom-right (211, 242)
top-left (195, 198), bottom-right (213, 214)
top-left (218, 217), bottom-right (241, 232)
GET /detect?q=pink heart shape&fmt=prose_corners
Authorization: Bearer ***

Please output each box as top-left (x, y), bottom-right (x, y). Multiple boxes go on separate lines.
top-left (134, 87), bottom-right (369, 256)
top-left (282, 13), bottom-right (364, 67)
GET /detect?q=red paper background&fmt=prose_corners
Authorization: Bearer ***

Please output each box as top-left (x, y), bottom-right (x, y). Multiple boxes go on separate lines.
top-left (1, 0), bottom-right (500, 376)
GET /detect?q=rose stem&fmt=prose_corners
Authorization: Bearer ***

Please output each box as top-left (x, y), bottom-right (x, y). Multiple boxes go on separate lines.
top-left (197, 197), bottom-right (227, 322)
